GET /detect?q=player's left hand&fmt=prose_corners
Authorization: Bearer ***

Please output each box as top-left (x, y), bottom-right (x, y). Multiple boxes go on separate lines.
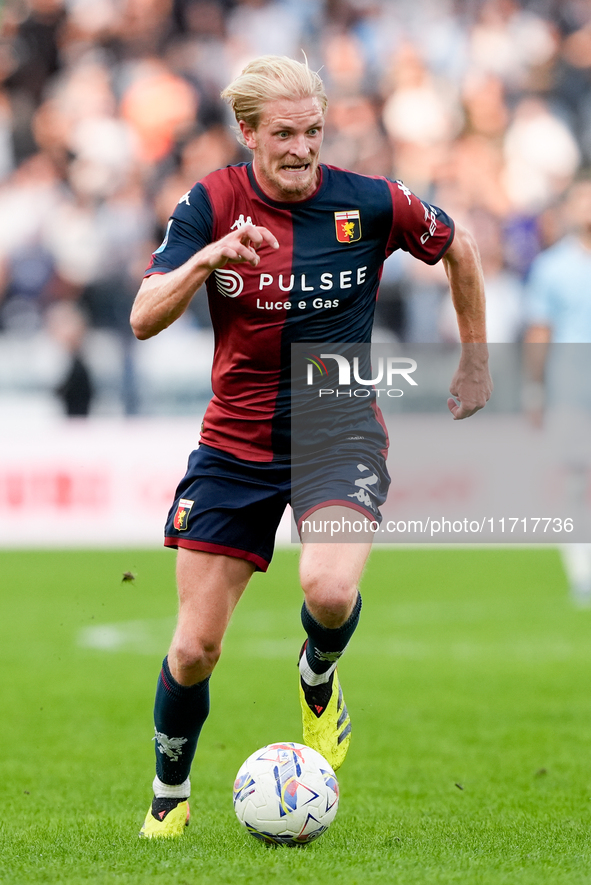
top-left (448, 344), bottom-right (493, 420)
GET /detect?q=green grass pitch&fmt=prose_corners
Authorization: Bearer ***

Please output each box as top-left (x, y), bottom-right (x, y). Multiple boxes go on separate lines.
top-left (2, 546), bottom-right (591, 884)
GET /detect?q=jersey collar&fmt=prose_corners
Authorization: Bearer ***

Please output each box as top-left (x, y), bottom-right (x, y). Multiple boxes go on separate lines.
top-left (246, 163), bottom-right (326, 208)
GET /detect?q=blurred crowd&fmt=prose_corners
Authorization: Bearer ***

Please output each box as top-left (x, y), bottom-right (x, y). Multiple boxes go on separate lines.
top-left (2, 0), bottom-right (591, 413)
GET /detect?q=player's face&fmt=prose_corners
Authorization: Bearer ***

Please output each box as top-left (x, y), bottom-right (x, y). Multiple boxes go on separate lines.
top-left (240, 97), bottom-right (324, 202)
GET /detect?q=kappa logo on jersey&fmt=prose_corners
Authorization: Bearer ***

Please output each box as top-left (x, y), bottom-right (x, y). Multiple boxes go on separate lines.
top-left (173, 498), bottom-right (194, 531)
top-left (231, 213), bottom-right (253, 230)
top-left (215, 268), bottom-right (244, 298)
top-left (335, 210), bottom-right (362, 244)
top-left (396, 180), bottom-right (412, 205)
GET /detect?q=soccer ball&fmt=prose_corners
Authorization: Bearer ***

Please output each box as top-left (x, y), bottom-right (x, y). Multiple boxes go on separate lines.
top-left (233, 742), bottom-right (339, 846)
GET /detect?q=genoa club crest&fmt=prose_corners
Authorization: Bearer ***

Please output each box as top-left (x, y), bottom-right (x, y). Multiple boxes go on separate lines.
top-left (334, 210), bottom-right (362, 244)
top-left (173, 498), bottom-right (194, 531)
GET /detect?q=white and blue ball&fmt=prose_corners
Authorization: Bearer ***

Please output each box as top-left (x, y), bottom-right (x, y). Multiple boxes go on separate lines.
top-left (233, 742), bottom-right (339, 846)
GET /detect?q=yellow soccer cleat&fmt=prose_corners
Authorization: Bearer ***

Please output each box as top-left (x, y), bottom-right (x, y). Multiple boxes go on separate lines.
top-left (299, 669), bottom-right (351, 772)
top-left (139, 797), bottom-right (190, 839)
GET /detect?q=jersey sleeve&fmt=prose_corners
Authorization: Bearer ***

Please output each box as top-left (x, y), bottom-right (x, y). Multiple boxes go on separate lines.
top-left (144, 182), bottom-right (214, 276)
top-left (384, 179), bottom-right (455, 265)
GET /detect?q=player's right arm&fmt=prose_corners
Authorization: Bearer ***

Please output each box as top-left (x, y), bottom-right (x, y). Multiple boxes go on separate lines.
top-left (130, 224), bottom-right (279, 340)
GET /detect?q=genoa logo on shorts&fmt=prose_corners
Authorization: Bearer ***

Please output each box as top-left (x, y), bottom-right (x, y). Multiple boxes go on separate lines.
top-left (173, 498), bottom-right (194, 531)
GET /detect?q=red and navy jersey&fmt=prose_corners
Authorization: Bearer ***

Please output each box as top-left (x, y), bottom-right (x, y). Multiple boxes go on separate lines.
top-left (145, 163), bottom-right (454, 461)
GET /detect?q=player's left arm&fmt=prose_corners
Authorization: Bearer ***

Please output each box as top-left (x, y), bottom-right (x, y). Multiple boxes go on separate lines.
top-left (442, 223), bottom-right (493, 420)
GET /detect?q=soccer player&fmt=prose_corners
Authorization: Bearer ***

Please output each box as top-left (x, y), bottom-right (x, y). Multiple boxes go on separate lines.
top-left (130, 55), bottom-right (492, 838)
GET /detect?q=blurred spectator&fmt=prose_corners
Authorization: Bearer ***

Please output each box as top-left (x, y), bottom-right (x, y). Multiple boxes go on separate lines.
top-left (120, 57), bottom-right (198, 164)
top-left (163, 0), bottom-right (234, 123)
top-left (382, 39), bottom-right (463, 192)
top-left (45, 299), bottom-right (94, 415)
top-left (322, 93), bottom-right (391, 176)
top-left (525, 177), bottom-right (591, 344)
top-left (3, 0), bottom-right (66, 161)
top-left (0, 152), bottom-right (64, 332)
top-left (467, 0), bottom-right (558, 92)
top-left (0, 89), bottom-right (15, 178)
top-left (463, 72), bottom-right (509, 139)
top-left (322, 28), bottom-right (368, 96)
top-left (503, 96), bottom-right (581, 213)
top-left (226, 0), bottom-right (307, 64)
top-left (524, 177), bottom-right (591, 604)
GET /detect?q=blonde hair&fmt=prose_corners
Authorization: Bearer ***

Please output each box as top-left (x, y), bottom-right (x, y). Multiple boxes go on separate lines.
top-left (221, 55), bottom-right (328, 143)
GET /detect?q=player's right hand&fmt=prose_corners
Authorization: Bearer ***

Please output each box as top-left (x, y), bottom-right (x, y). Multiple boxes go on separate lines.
top-left (130, 225), bottom-right (278, 341)
top-left (204, 224), bottom-right (279, 270)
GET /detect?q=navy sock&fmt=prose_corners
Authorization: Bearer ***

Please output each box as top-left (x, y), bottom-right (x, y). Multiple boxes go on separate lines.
top-left (153, 656), bottom-right (210, 787)
top-left (301, 592), bottom-right (362, 675)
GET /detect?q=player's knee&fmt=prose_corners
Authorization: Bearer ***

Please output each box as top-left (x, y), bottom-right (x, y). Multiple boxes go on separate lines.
top-left (301, 571), bottom-right (357, 626)
top-left (171, 637), bottom-right (222, 680)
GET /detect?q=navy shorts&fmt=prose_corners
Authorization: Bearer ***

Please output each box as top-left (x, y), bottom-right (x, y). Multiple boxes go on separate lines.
top-left (164, 442), bottom-right (390, 571)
